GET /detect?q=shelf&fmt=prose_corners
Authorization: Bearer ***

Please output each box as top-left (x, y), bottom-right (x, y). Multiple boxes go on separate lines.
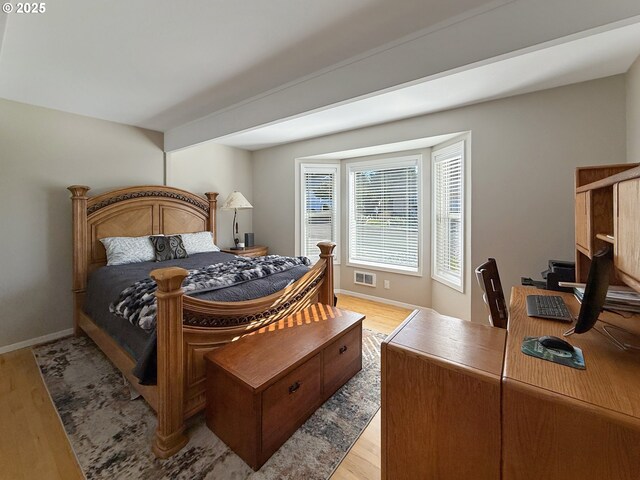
top-left (596, 233), bottom-right (615, 244)
top-left (575, 163), bottom-right (640, 290)
top-left (576, 164), bottom-right (640, 193)
top-left (576, 244), bottom-right (590, 258)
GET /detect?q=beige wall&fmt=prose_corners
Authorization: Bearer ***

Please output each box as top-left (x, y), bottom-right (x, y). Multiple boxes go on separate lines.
top-left (628, 54), bottom-right (640, 164)
top-left (0, 98), bottom-right (164, 350)
top-left (167, 142), bottom-right (253, 249)
top-left (252, 76), bottom-right (627, 322)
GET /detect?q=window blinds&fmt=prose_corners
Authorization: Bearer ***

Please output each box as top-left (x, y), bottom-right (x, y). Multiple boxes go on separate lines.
top-left (301, 165), bottom-right (338, 261)
top-left (348, 158), bottom-right (420, 271)
top-left (432, 142), bottom-right (464, 290)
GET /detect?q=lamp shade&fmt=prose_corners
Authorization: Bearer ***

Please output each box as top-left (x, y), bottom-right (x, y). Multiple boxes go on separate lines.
top-left (221, 191), bottom-right (253, 210)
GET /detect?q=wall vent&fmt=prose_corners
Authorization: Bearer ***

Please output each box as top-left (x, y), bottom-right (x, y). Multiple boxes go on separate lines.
top-left (354, 270), bottom-right (376, 287)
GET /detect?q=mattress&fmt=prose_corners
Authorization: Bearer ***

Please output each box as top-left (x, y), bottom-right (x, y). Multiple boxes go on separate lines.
top-left (83, 251), bottom-right (310, 383)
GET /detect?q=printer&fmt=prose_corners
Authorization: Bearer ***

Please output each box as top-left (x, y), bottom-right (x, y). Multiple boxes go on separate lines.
top-left (521, 259), bottom-right (575, 292)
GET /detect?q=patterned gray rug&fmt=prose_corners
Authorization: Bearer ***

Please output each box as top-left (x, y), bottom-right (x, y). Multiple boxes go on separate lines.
top-left (34, 329), bottom-right (384, 480)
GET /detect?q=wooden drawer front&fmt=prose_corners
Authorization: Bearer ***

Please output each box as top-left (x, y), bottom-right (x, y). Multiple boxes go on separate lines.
top-left (323, 326), bottom-right (362, 398)
top-left (243, 250), bottom-right (265, 258)
top-left (262, 354), bottom-right (321, 455)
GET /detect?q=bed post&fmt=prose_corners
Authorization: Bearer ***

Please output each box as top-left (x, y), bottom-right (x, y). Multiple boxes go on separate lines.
top-left (318, 242), bottom-right (336, 306)
top-left (205, 192), bottom-right (218, 246)
top-left (68, 185), bottom-right (90, 336)
top-left (150, 267), bottom-right (189, 458)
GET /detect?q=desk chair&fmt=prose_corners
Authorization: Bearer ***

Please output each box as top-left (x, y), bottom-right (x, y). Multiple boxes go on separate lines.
top-left (475, 258), bottom-right (508, 329)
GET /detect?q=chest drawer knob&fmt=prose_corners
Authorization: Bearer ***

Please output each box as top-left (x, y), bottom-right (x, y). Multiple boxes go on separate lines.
top-left (288, 381), bottom-right (301, 394)
top-left (339, 345), bottom-right (348, 354)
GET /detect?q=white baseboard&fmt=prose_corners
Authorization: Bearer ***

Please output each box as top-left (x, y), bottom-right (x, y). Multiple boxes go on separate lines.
top-left (0, 328), bottom-right (74, 355)
top-left (336, 289), bottom-right (431, 312)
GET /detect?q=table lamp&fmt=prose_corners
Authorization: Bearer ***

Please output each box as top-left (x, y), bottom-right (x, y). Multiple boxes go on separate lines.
top-left (221, 191), bottom-right (253, 249)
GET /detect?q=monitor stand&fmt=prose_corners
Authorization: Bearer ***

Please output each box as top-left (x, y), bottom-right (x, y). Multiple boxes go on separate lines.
top-left (599, 320), bottom-right (640, 351)
top-left (564, 320), bottom-right (640, 351)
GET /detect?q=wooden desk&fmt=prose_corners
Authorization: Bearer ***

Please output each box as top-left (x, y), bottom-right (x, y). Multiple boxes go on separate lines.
top-left (381, 309), bottom-right (506, 479)
top-left (381, 289), bottom-right (640, 479)
top-left (503, 286), bottom-right (640, 480)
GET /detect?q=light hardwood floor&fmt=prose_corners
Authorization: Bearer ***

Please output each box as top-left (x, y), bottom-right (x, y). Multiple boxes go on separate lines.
top-left (330, 294), bottom-right (411, 480)
top-left (0, 294), bottom-right (410, 479)
top-left (335, 294), bottom-right (412, 335)
top-left (0, 348), bottom-right (83, 479)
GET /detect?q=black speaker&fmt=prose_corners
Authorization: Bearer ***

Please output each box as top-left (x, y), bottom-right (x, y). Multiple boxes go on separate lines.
top-left (244, 232), bottom-right (255, 247)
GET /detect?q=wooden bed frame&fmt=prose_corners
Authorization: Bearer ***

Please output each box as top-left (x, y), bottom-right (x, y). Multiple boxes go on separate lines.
top-left (68, 185), bottom-right (335, 458)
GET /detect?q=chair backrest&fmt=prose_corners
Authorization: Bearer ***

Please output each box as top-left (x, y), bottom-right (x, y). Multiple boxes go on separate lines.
top-left (475, 258), bottom-right (508, 329)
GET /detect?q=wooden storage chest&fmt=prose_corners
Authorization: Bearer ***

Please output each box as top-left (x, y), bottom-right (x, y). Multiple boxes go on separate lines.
top-left (205, 305), bottom-right (364, 470)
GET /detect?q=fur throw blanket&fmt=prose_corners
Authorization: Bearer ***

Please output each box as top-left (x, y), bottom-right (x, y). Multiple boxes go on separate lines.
top-left (110, 255), bottom-right (311, 332)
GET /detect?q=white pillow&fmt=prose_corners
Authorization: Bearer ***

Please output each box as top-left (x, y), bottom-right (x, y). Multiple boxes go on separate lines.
top-left (179, 231), bottom-right (220, 255)
top-left (100, 235), bottom-right (157, 266)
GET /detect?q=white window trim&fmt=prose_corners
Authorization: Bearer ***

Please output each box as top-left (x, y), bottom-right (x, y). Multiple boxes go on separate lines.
top-left (346, 155), bottom-right (423, 276)
top-left (295, 160), bottom-right (341, 264)
top-left (431, 140), bottom-right (465, 292)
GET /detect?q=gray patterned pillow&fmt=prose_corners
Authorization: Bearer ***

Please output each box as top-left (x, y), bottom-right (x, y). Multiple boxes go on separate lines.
top-left (100, 235), bottom-right (157, 266)
top-left (150, 235), bottom-right (189, 262)
top-left (179, 231), bottom-right (220, 254)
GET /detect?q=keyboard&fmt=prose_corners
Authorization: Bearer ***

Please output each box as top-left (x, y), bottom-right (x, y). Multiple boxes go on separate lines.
top-left (526, 295), bottom-right (573, 323)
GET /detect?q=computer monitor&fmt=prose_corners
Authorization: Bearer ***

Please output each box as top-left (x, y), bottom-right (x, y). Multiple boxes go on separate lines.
top-left (572, 246), bottom-right (613, 334)
top-left (565, 245), bottom-right (640, 350)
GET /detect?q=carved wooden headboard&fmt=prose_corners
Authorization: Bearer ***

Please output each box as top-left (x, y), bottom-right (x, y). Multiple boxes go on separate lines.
top-left (68, 185), bottom-right (218, 293)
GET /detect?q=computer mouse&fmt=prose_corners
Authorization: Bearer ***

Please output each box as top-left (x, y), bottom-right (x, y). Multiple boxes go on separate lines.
top-left (539, 335), bottom-right (575, 352)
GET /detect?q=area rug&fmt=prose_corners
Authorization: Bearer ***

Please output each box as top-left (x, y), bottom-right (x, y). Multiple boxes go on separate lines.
top-left (34, 329), bottom-right (385, 480)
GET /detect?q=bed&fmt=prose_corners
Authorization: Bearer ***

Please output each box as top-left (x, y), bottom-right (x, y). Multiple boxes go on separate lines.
top-left (68, 185), bottom-right (335, 458)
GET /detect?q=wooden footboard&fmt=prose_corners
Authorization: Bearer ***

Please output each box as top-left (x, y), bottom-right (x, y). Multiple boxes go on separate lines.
top-left (68, 185), bottom-right (335, 459)
top-left (150, 242), bottom-right (335, 458)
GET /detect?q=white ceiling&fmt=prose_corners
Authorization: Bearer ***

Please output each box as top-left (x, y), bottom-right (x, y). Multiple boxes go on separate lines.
top-left (0, 0), bottom-right (496, 131)
top-left (1, 1), bottom-right (640, 153)
top-left (215, 21), bottom-right (640, 150)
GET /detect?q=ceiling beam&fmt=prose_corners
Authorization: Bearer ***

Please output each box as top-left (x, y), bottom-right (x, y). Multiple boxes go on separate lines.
top-left (165, 0), bottom-right (640, 152)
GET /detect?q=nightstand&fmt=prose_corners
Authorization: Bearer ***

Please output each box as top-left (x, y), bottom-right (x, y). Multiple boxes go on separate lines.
top-left (220, 245), bottom-right (268, 258)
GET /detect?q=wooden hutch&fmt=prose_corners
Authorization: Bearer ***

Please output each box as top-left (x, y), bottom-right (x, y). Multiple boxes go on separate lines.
top-left (575, 163), bottom-right (640, 290)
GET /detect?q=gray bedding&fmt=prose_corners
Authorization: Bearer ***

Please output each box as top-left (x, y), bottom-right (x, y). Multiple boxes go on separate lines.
top-left (84, 251), bottom-right (310, 384)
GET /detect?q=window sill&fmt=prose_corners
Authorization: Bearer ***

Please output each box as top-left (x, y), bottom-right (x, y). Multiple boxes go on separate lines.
top-left (432, 273), bottom-right (464, 293)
